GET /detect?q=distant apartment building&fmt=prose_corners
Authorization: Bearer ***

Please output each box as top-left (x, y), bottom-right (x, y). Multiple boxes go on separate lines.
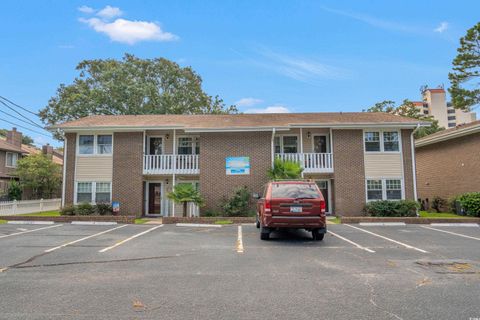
top-left (412, 87), bottom-right (476, 128)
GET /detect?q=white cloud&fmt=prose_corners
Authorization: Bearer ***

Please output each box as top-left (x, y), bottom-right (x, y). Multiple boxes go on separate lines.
top-left (80, 17), bottom-right (178, 44)
top-left (434, 22), bottom-right (449, 33)
top-left (235, 98), bottom-right (263, 107)
top-left (78, 5), bottom-right (95, 14)
top-left (97, 5), bottom-right (123, 19)
top-left (245, 105), bottom-right (291, 114)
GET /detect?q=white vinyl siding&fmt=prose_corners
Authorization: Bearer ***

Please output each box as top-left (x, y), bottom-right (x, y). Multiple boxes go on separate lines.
top-left (76, 156), bottom-right (113, 181)
top-left (364, 153), bottom-right (403, 177)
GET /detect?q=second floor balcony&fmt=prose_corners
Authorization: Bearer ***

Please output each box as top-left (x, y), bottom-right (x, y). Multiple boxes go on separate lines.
top-left (143, 154), bottom-right (199, 175)
top-left (275, 153), bottom-right (333, 173)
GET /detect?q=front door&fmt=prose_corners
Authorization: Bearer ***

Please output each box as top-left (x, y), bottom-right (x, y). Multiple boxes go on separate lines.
top-left (316, 180), bottom-right (330, 214)
top-left (148, 183), bottom-right (162, 215)
top-left (313, 135), bottom-right (328, 153)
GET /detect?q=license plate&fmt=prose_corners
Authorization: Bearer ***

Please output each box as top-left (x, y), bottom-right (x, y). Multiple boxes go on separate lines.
top-left (290, 206), bottom-right (302, 213)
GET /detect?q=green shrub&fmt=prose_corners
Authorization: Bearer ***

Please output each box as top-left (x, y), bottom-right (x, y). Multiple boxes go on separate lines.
top-left (267, 158), bottom-right (303, 180)
top-left (203, 210), bottom-right (222, 217)
top-left (74, 203), bottom-right (95, 215)
top-left (457, 192), bottom-right (480, 217)
top-left (60, 205), bottom-right (75, 216)
top-left (7, 181), bottom-right (22, 201)
top-left (95, 203), bottom-right (113, 215)
top-left (431, 196), bottom-right (448, 213)
top-left (364, 200), bottom-right (419, 217)
top-left (222, 186), bottom-right (254, 217)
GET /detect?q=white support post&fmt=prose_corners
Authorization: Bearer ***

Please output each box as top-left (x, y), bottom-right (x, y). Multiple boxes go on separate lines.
top-left (12, 200), bottom-right (17, 215)
top-left (300, 128), bottom-right (304, 178)
top-left (61, 135), bottom-right (67, 208)
top-left (172, 129), bottom-right (176, 217)
top-left (40, 198), bottom-right (44, 212)
top-left (329, 128), bottom-right (334, 170)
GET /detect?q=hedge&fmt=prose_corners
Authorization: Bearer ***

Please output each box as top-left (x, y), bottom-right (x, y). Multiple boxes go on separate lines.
top-left (364, 200), bottom-right (419, 217)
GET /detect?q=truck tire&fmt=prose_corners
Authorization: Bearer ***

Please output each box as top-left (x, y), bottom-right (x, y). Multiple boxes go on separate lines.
top-left (312, 230), bottom-right (324, 241)
top-left (260, 227), bottom-right (270, 240)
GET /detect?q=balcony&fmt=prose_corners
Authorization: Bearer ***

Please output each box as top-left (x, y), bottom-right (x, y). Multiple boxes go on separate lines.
top-left (275, 153), bottom-right (333, 173)
top-left (143, 154), bottom-right (199, 175)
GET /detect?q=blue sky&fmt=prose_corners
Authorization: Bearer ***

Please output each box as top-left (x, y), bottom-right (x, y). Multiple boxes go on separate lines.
top-left (0, 0), bottom-right (478, 147)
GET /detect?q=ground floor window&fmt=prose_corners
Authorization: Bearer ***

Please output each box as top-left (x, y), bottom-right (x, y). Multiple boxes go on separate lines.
top-left (366, 178), bottom-right (402, 201)
top-left (76, 181), bottom-right (111, 204)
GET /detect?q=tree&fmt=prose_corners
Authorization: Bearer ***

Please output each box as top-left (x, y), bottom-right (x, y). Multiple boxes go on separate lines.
top-left (0, 129), bottom-right (34, 146)
top-left (267, 158), bottom-right (303, 180)
top-left (7, 180), bottom-right (22, 200)
top-left (14, 154), bottom-right (62, 199)
top-left (449, 22), bottom-right (480, 111)
top-left (40, 54), bottom-right (238, 136)
top-left (167, 183), bottom-right (204, 217)
top-left (364, 99), bottom-right (444, 139)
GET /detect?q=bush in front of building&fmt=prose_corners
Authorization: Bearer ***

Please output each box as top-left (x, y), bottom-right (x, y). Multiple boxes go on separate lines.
top-left (267, 158), bottom-right (303, 180)
top-left (222, 186), bottom-right (255, 217)
top-left (455, 192), bottom-right (480, 217)
top-left (364, 200), bottom-right (419, 217)
top-left (7, 181), bottom-right (22, 201)
top-left (60, 203), bottom-right (113, 216)
top-left (431, 196), bottom-right (448, 213)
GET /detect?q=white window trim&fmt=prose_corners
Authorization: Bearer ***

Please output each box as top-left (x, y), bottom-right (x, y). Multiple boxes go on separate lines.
top-left (363, 129), bottom-right (402, 154)
top-left (5, 152), bottom-right (18, 168)
top-left (311, 134), bottom-right (331, 153)
top-left (74, 181), bottom-right (112, 204)
top-left (274, 134), bottom-right (300, 154)
top-left (365, 177), bottom-right (404, 202)
top-left (77, 133), bottom-right (113, 157)
top-left (177, 135), bottom-right (200, 155)
top-left (147, 135), bottom-right (165, 155)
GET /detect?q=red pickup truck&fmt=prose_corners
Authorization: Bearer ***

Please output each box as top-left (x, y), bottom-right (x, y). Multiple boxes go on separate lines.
top-left (255, 180), bottom-right (327, 241)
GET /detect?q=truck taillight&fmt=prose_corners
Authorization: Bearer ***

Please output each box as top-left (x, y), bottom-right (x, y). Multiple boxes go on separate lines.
top-left (264, 200), bottom-right (271, 212)
top-left (320, 200), bottom-right (326, 214)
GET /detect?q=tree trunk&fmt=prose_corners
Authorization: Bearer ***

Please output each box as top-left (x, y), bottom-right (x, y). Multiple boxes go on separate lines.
top-left (183, 202), bottom-right (187, 217)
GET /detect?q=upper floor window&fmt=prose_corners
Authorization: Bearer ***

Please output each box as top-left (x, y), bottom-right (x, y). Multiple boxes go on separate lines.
top-left (78, 134), bottom-right (112, 155)
top-left (274, 135), bottom-right (298, 153)
top-left (178, 137), bottom-right (199, 155)
top-left (6, 152), bottom-right (18, 168)
top-left (364, 130), bottom-right (400, 152)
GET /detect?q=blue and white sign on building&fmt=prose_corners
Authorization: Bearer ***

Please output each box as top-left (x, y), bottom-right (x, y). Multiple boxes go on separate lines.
top-left (226, 157), bottom-right (250, 175)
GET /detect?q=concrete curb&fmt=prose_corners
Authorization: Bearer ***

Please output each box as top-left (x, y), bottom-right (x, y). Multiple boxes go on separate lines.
top-left (430, 223), bottom-right (479, 227)
top-left (176, 223), bottom-right (222, 228)
top-left (71, 221), bottom-right (118, 226)
top-left (7, 221), bottom-right (54, 225)
top-left (341, 217), bottom-right (480, 224)
top-left (359, 222), bottom-right (406, 226)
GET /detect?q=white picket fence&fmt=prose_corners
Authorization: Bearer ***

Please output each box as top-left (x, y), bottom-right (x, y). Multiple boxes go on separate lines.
top-left (0, 198), bottom-right (61, 216)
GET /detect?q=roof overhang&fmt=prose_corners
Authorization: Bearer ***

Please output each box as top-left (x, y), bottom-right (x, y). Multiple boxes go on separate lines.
top-left (416, 124), bottom-right (480, 147)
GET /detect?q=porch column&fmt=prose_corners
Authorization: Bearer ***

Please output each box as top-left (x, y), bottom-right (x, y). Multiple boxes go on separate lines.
top-left (300, 128), bottom-right (304, 178)
top-left (172, 129), bottom-right (176, 217)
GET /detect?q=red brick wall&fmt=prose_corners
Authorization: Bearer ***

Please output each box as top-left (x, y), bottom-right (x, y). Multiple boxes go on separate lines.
top-left (64, 133), bottom-right (76, 206)
top-left (416, 132), bottom-right (480, 200)
top-left (112, 132), bottom-right (144, 216)
top-left (199, 132), bottom-right (272, 213)
top-left (332, 129), bottom-right (366, 216)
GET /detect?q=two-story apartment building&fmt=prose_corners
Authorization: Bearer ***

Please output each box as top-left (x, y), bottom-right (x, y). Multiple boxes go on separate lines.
top-left (52, 112), bottom-right (426, 217)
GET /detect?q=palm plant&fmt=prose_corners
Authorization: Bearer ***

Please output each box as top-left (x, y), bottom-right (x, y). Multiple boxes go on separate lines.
top-left (167, 184), bottom-right (205, 217)
top-left (267, 158), bottom-right (303, 180)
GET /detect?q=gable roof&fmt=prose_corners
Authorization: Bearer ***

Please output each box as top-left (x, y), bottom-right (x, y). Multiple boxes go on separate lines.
top-left (0, 137), bottom-right (63, 165)
top-left (51, 112), bottom-right (426, 132)
top-left (0, 139), bottom-right (27, 153)
top-left (415, 120), bottom-right (480, 147)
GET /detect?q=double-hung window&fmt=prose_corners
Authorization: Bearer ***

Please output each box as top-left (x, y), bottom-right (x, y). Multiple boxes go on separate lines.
top-left (178, 137), bottom-right (199, 155)
top-left (366, 179), bottom-right (402, 201)
top-left (364, 130), bottom-right (399, 152)
top-left (6, 152), bottom-right (18, 168)
top-left (76, 182), bottom-right (111, 204)
top-left (274, 136), bottom-right (298, 153)
top-left (78, 134), bottom-right (112, 155)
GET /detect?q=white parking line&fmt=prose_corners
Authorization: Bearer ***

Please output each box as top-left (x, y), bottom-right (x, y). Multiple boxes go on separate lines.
top-left (99, 225), bottom-right (164, 252)
top-left (45, 225), bottom-right (128, 253)
top-left (328, 231), bottom-right (375, 253)
top-left (421, 226), bottom-right (480, 241)
top-left (359, 222), bottom-right (406, 226)
top-left (236, 225), bottom-right (244, 253)
top-left (176, 223), bottom-right (222, 228)
top-left (0, 224), bottom-right (62, 239)
top-left (344, 224), bottom-right (428, 253)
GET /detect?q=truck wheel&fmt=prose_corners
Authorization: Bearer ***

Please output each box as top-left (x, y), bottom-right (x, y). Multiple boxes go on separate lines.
top-left (312, 230), bottom-right (324, 241)
top-left (260, 227), bottom-right (270, 240)
top-left (255, 215), bottom-right (260, 228)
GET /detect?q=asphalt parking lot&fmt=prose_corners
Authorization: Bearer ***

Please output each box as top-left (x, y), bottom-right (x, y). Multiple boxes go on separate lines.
top-left (0, 222), bottom-right (479, 320)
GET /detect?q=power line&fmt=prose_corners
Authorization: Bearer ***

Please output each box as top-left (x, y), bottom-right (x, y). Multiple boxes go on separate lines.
top-left (0, 99), bottom-right (46, 131)
top-left (0, 108), bottom-right (46, 132)
top-left (0, 95), bottom-right (39, 116)
top-left (0, 118), bottom-right (51, 138)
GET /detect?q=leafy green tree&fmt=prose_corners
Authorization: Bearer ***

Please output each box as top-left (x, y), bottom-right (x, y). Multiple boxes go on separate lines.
top-left (14, 154), bottom-right (62, 199)
top-left (364, 99), bottom-right (444, 139)
top-left (40, 54), bottom-right (237, 136)
top-left (222, 186), bottom-right (252, 217)
top-left (449, 22), bottom-right (480, 111)
top-left (7, 180), bottom-right (22, 200)
top-left (167, 183), bottom-right (204, 217)
top-left (267, 158), bottom-right (303, 180)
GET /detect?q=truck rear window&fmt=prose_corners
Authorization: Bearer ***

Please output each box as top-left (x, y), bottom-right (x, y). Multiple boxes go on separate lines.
top-left (271, 184), bottom-right (320, 199)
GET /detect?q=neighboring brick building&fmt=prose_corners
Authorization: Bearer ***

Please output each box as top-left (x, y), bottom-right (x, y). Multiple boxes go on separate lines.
top-left (415, 120), bottom-right (480, 202)
top-left (52, 113), bottom-right (425, 217)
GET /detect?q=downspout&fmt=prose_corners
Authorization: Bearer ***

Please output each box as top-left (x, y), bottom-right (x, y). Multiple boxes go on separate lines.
top-left (411, 124), bottom-right (419, 215)
top-left (271, 128), bottom-right (276, 169)
top-left (61, 133), bottom-right (67, 208)
top-left (172, 129), bottom-right (176, 217)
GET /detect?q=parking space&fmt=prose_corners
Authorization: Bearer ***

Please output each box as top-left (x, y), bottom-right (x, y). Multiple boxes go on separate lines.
top-left (0, 222), bottom-right (479, 319)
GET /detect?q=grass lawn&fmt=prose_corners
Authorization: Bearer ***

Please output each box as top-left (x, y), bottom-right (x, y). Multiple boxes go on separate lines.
top-left (327, 216), bottom-right (341, 224)
top-left (419, 211), bottom-right (469, 218)
top-left (0, 219), bottom-right (6, 224)
top-left (214, 220), bottom-right (233, 225)
top-left (134, 218), bottom-right (148, 224)
top-left (20, 210), bottom-right (61, 217)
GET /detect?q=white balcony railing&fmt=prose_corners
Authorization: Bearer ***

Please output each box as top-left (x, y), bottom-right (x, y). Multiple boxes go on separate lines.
top-left (275, 153), bottom-right (333, 173)
top-left (143, 154), bottom-right (199, 175)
